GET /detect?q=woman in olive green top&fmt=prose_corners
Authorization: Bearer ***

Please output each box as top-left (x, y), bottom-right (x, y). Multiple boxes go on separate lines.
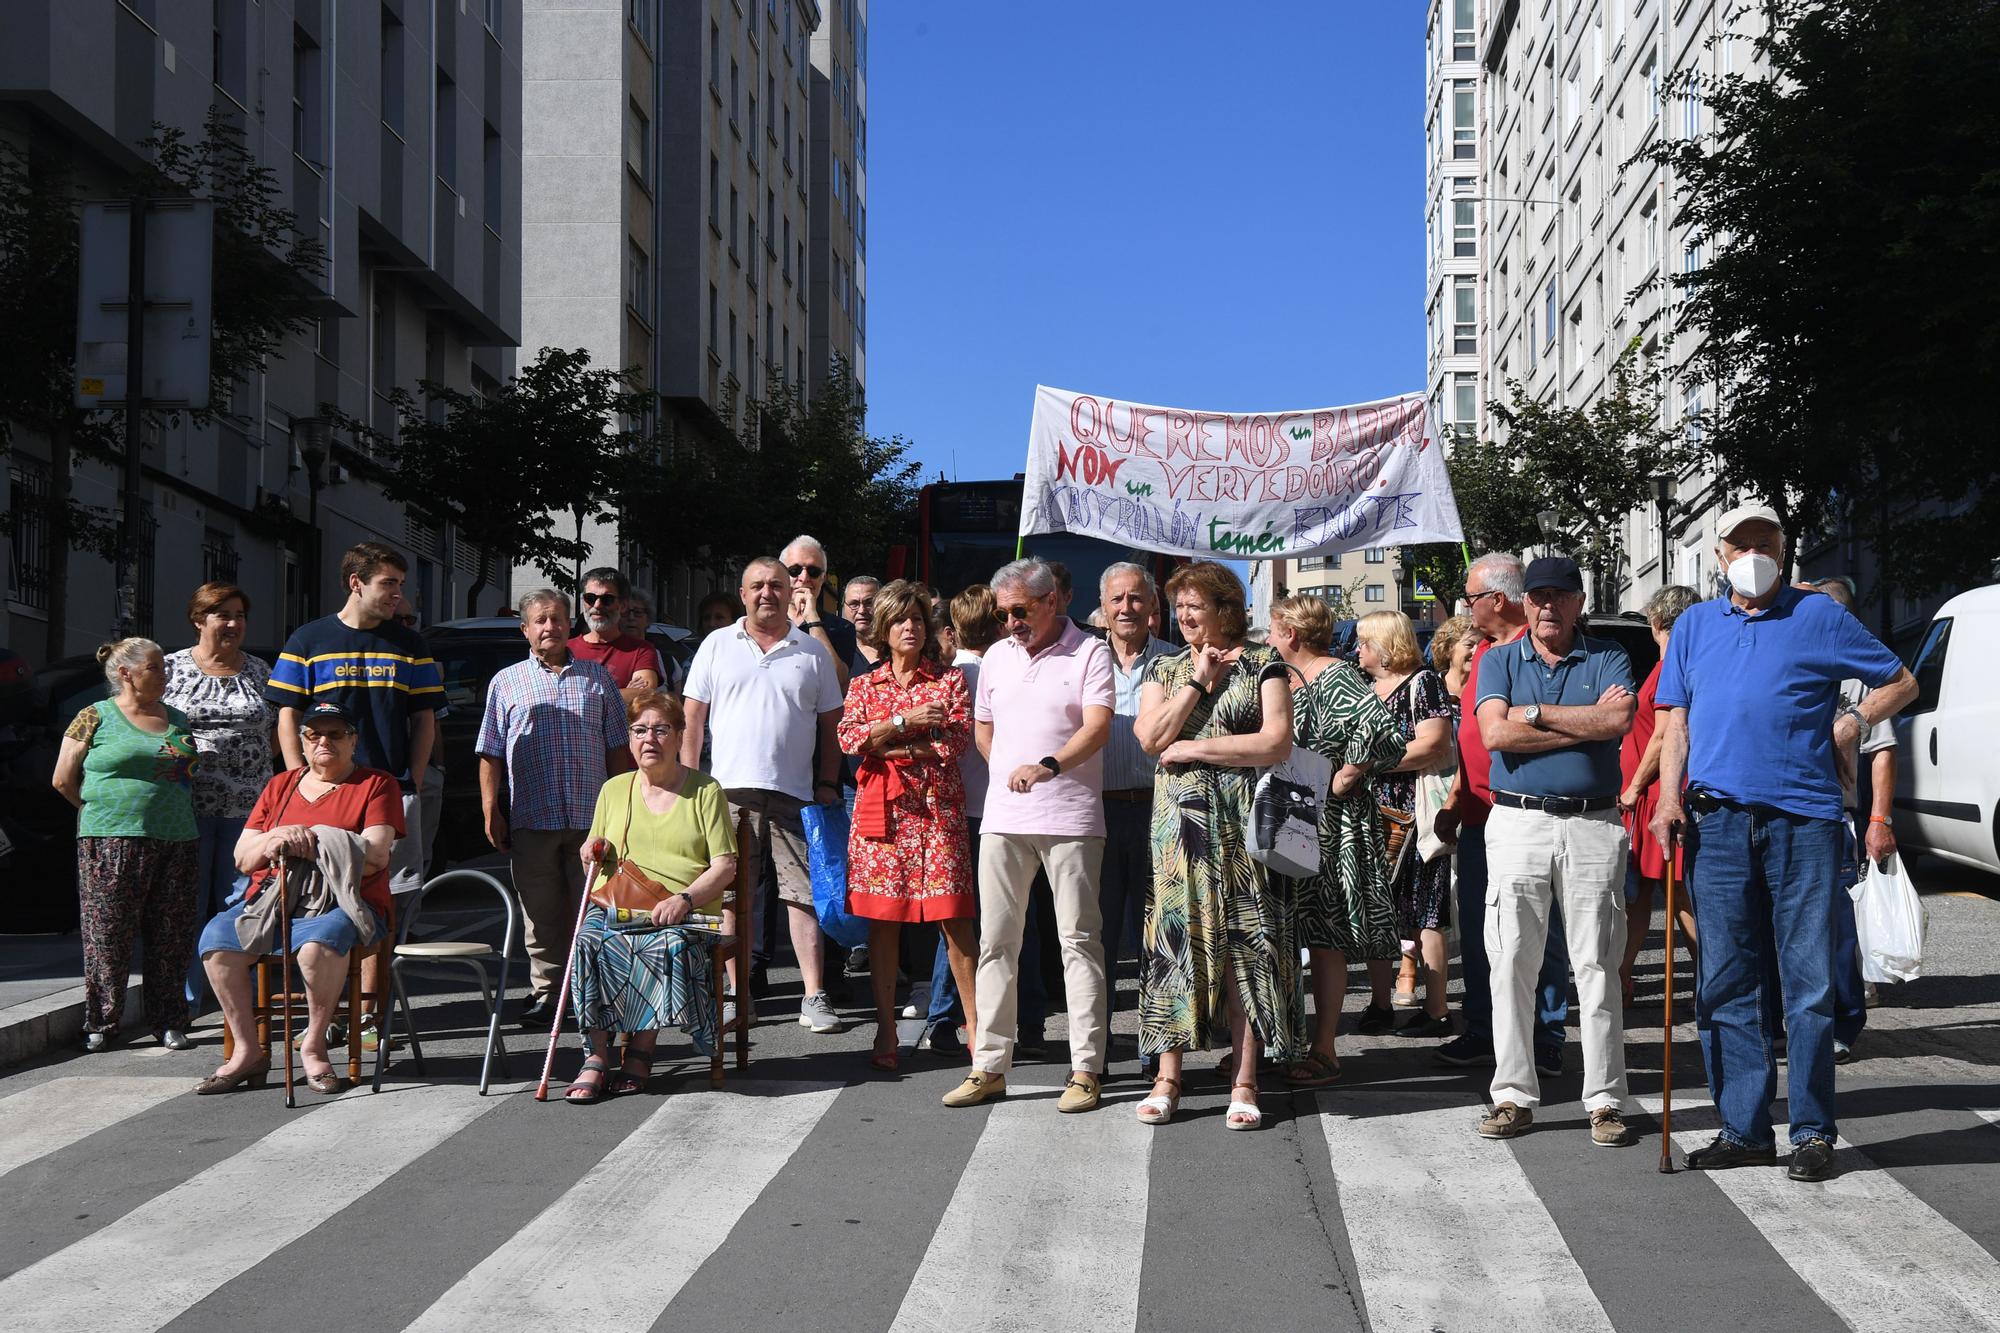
top-left (51, 639), bottom-right (202, 1051)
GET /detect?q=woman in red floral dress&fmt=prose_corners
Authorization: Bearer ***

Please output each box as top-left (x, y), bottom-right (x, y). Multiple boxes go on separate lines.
top-left (836, 580), bottom-right (977, 1073)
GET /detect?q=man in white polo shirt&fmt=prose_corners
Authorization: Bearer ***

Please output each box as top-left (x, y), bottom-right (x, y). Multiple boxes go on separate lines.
top-left (944, 557), bottom-right (1115, 1113)
top-left (682, 556), bottom-right (846, 1034)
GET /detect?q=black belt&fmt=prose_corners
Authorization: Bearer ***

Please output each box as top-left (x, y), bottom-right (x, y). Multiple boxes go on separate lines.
top-left (1491, 790), bottom-right (1618, 814)
top-left (1103, 789), bottom-right (1152, 805)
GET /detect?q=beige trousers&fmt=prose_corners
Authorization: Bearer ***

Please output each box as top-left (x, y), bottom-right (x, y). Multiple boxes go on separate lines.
top-left (972, 833), bottom-right (1108, 1075)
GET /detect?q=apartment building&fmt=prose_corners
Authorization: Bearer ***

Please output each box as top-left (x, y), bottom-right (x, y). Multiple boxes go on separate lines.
top-left (1423, 0), bottom-right (1764, 612)
top-left (520, 0), bottom-right (820, 617)
top-left (0, 1), bottom-right (522, 660)
top-left (808, 0), bottom-right (863, 399)
top-left (1276, 546), bottom-right (1425, 621)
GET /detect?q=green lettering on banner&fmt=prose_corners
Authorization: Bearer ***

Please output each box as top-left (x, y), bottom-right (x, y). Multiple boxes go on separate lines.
top-left (1206, 517), bottom-right (1286, 556)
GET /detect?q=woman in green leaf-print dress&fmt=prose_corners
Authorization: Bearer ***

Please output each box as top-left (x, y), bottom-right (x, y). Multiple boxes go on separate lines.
top-left (1267, 595), bottom-right (1408, 1087)
top-left (1132, 562), bottom-right (1301, 1131)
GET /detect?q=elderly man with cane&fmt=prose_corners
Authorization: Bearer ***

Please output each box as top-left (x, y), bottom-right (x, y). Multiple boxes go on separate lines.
top-left (1652, 505), bottom-right (1917, 1182)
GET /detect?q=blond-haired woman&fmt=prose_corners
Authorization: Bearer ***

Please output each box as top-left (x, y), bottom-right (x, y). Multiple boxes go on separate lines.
top-left (1267, 595), bottom-right (1407, 1086)
top-left (51, 639), bottom-right (202, 1051)
top-left (1356, 611), bottom-right (1457, 1039)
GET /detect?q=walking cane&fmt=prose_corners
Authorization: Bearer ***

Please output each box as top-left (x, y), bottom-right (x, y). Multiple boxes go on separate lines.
top-left (1658, 825), bottom-right (1680, 1174)
top-left (277, 861), bottom-right (296, 1109)
top-left (535, 846), bottom-right (607, 1101)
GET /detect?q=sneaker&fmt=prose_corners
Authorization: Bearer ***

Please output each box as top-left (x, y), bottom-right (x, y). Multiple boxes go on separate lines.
top-left (1391, 989), bottom-right (1420, 1010)
top-left (1477, 1102), bottom-right (1534, 1139)
top-left (1589, 1107), bottom-right (1636, 1147)
top-left (1832, 1039), bottom-right (1853, 1065)
top-left (357, 1014), bottom-right (392, 1053)
top-left (1434, 1034), bottom-right (1495, 1067)
top-left (1355, 1003), bottom-right (1396, 1036)
top-left (798, 991), bottom-right (840, 1034)
top-left (919, 1021), bottom-right (964, 1055)
top-left (1534, 1044), bottom-right (1565, 1078)
top-left (941, 1071), bottom-right (1006, 1108)
top-left (1863, 981), bottom-right (1881, 1008)
top-left (1684, 1135), bottom-right (1779, 1170)
top-left (721, 1000), bottom-right (739, 1032)
top-left (1057, 1072), bottom-right (1101, 1114)
top-left (1401, 1013), bottom-right (1453, 1039)
top-left (1788, 1136), bottom-right (1836, 1182)
top-left (844, 946), bottom-right (871, 978)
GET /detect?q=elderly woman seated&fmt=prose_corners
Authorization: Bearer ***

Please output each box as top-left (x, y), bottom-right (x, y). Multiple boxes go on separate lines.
top-left (564, 691), bottom-right (738, 1104)
top-left (193, 700), bottom-right (403, 1096)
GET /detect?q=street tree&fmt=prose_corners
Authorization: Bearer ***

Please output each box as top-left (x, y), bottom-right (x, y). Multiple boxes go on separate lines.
top-left (0, 109), bottom-right (326, 654)
top-left (1639, 0), bottom-right (2000, 594)
top-left (1403, 428), bottom-right (1545, 610)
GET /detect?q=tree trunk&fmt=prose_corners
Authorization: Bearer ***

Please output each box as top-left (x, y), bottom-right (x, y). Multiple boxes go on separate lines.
top-left (42, 415), bottom-right (73, 662)
top-left (465, 545), bottom-right (490, 617)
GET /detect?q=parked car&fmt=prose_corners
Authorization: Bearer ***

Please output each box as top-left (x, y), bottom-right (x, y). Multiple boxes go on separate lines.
top-left (1893, 584), bottom-right (2000, 876)
top-left (422, 617), bottom-right (693, 867)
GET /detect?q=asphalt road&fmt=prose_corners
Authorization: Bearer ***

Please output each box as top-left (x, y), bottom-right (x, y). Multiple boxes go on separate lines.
top-left (2, 854), bottom-right (1997, 1333)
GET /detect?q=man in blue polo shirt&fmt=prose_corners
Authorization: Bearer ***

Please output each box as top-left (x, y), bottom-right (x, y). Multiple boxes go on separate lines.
top-left (1652, 504), bottom-right (1916, 1182)
top-left (1473, 555), bottom-right (1637, 1147)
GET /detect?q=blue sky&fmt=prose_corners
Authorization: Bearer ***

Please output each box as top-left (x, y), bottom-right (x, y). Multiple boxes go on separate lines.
top-left (865, 2), bottom-right (1428, 484)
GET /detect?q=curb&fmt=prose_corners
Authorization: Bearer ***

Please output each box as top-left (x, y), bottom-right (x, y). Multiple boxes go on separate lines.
top-left (0, 975), bottom-right (145, 1069)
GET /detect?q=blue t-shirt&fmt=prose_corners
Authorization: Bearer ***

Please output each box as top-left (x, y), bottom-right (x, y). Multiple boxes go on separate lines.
top-left (1656, 586), bottom-right (1903, 821)
top-left (264, 614), bottom-right (447, 786)
top-left (1476, 632), bottom-right (1634, 799)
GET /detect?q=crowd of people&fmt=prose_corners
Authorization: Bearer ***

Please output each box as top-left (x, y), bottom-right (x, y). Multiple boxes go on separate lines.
top-left (50, 506), bottom-right (1919, 1178)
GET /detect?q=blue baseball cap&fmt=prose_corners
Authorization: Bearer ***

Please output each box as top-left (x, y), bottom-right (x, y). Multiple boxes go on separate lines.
top-left (300, 700), bottom-right (358, 731)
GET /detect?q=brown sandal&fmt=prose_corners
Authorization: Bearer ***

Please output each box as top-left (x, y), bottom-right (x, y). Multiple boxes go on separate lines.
top-left (1284, 1050), bottom-right (1342, 1087)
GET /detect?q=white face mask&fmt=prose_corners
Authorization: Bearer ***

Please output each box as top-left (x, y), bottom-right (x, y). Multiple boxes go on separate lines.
top-left (1727, 552), bottom-right (1780, 599)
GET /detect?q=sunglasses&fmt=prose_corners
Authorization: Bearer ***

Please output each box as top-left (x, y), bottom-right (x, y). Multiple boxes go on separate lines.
top-left (581, 591), bottom-right (618, 606)
top-left (305, 728), bottom-right (355, 742)
top-left (784, 563), bottom-right (824, 579)
top-left (1000, 603), bottom-right (1041, 622)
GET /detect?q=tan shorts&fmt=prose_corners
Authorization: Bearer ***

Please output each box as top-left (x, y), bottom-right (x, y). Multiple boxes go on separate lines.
top-left (726, 788), bottom-right (813, 907)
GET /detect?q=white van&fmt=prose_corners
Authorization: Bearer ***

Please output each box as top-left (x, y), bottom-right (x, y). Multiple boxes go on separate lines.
top-left (1893, 584), bottom-right (2000, 875)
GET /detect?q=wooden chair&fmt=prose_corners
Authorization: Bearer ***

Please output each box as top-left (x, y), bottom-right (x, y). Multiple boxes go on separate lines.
top-left (221, 902), bottom-right (396, 1091)
top-left (703, 810), bottom-right (755, 1088)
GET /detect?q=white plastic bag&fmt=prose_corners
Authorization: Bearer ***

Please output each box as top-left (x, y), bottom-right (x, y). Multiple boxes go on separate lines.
top-left (1850, 850), bottom-right (1925, 982)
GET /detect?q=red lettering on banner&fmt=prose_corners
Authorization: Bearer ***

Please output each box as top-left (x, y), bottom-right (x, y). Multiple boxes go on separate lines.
top-left (1056, 441), bottom-right (1128, 489)
top-left (1069, 394), bottom-right (1103, 445)
top-left (1310, 412), bottom-right (1338, 462)
top-left (1223, 414), bottom-right (1287, 469)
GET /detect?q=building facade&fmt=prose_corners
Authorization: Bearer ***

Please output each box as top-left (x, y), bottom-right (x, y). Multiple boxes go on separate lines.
top-left (518, 0), bottom-right (821, 619)
top-left (0, 0), bottom-right (522, 662)
top-left (1423, 0), bottom-right (1765, 613)
top-left (808, 0), bottom-right (863, 400)
top-left (1277, 547), bottom-right (1426, 623)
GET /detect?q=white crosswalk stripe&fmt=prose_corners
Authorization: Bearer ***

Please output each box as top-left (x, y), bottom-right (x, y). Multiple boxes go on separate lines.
top-left (0, 1082), bottom-right (501, 1333)
top-left (1317, 1092), bottom-right (1615, 1332)
top-left (0, 1075), bottom-right (189, 1178)
top-left (402, 1081), bottom-right (841, 1332)
top-left (888, 1086), bottom-right (1153, 1333)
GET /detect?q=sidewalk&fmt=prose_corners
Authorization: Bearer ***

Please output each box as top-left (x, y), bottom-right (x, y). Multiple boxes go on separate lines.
top-left (0, 933), bottom-right (142, 1067)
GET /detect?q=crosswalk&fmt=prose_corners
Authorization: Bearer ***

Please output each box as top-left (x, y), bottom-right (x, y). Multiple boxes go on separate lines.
top-left (2, 1067), bottom-right (1998, 1332)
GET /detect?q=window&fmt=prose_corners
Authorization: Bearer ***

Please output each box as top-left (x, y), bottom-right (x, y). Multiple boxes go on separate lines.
top-left (488, 0), bottom-right (505, 41)
top-left (483, 123), bottom-right (502, 228)
top-left (1451, 178), bottom-right (1475, 257)
top-left (1684, 235), bottom-right (1704, 275)
top-left (292, 32), bottom-right (321, 160)
top-left (1451, 80), bottom-right (1475, 159)
top-left (783, 104), bottom-right (793, 170)
top-left (729, 187), bottom-right (739, 257)
top-left (627, 0), bottom-right (652, 47)
top-left (747, 335), bottom-right (757, 395)
top-left (1563, 62), bottom-right (1580, 131)
top-left (1365, 547), bottom-right (1386, 564)
top-left (213, 0), bottom-right (248, 104)
top-left (710, 22), bottom-right (720, 91)
top-left (728, 309), bottom-right (737, 378)
top-left (1543, 277), bottom-right (1559, 350)
top-left (627, 240), bottom-right (650, 323)
top-left (857, 204), bottom-right (866, 259)
top-left (766, 71), bottom-right (776, 139)
top-left (730, 60), bottom-right (740, 127)
top-left (626, 100), bottom-right (651, 191)
top-left (1567, 304), bottom-right (1583, 368)
top-left (1452, 372), bottom-right (1477, 432)
top-left (765, 188), bottom-right (775, 253)
top-left (708, 284), bottom-right (718, 354)
top-left (1365, 585), bottom-right (1387, 603)
top-left (748, 92), bottom-right (758, 149)
top-left (709, 154), bottom-right (720, 231)
top-left (1642, 196), bottom-right (1659, 272)
top-left (435, 73), bottom-right (457, 189)
top-left (781, 326), bottom-right (790, 382)
top-left (6, 457), bottom-right (52, 610)
top-left (747, 216), bottom-right (758, 288)
top-left (782, 216), bottom-right (792, 279)
top-left (1452, 275), bottom-right (1476, 354)
top-left (1298, 556), bottom-right (1327, 571)
top-left (1908, 618), bottom-right (1952, 714)
top-left (1451, 0), bottom-right (1474, 60)
top-left (1644, 50), bottom-right (1660, 122)
top-left (796, 240), bottom-right (805, 298)
top-left (1683, 384), bottom-right (1705, 445)
top-left (380, 7), bottom-right (405, 134)
top-left (1681, 86), bottom-right (1701, 140)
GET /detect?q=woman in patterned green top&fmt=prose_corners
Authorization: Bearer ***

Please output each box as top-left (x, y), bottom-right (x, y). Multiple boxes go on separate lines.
top-left (51, 639), bottom-right (201, 1051)
top-left (1267, 594), bottom-right (1408, 1087)
top-left (1131, 562), bottom-right (1299, 1130)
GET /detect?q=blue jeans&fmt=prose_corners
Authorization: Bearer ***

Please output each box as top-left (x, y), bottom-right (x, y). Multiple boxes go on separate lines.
top-left (186, 815), bottom-right (248, 1006)
top-left (1689, 801), bottom-right (1842, 1149)
top-left (1832, 817), bottom-right (1868, 1048)
top-left (1097, 800), bottom-right (1149, 989)
top-left (1456, 820), bottom-right (1571, 1050)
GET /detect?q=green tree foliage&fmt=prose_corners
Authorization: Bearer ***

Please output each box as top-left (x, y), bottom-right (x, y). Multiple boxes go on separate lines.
top-left (1404, 429), bottom-right (1544, 609)
top-left (1640, 0), bottom-right (2000, 591)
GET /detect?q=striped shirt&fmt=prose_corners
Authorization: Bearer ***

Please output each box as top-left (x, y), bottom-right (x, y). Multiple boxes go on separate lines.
top-left (474, 653), bottom-right (628, 831)
top-left (1103, 635), bottom-right (1174, 792)
top-left (264, 614), bottom-right (446, 785)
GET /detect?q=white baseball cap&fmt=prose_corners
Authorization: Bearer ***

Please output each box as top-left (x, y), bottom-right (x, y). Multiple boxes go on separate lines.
top-left (1717, 502), bottom-right (1783, 541)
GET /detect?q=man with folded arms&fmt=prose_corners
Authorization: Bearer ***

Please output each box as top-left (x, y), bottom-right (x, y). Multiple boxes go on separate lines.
top-left (943, 557), bottom-right (1113, 1113)
top-left (1652, 506), bottom-right (1916, 1182)
top-left (1473, 555), bottom-right (1638, 1147)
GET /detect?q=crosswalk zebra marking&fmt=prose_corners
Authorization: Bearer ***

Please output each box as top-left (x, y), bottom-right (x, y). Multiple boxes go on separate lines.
top-left (402, 1081), bottom-right (841, 1331)
top-left (0, 1076), bottom-right (189, 1179)
top-left (0, 1083), bottom-right (500, 1333)
top-left (1317, 1093), bottom-right (1616, 1332)
top-left (888, 1086), bottom-right (1153, 1333)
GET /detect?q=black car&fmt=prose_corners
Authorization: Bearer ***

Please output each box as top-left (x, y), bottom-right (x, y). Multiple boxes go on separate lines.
top-left (422, 618), bottom-right (695, 866)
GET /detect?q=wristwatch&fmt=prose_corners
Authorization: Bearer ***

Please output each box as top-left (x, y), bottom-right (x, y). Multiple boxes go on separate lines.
top-left (1524, 703), bottom-right (1544, 729)
top-left (1038, 755), bottom-right (1062, 776)
top-left (1838, 702), bottom-right (1866, 731)
top-left (891, 712), bottom-right (907, 731)
top-left (675, 891), bottom-right (694, 912)
top-left (800, 620), bottom-right (824, 631)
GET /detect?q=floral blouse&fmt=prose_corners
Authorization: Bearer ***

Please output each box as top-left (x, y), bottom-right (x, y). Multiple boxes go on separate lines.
top-left (162, 649), bottom-right (275, 819)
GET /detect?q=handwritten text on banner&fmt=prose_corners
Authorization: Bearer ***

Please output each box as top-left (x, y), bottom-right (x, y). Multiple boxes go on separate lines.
top-left (1019, 386), bottom-right (1465, 560)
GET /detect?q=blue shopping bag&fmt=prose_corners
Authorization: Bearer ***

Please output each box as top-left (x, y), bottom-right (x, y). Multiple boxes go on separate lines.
top-left (800, 801), bottom-right (868, 949)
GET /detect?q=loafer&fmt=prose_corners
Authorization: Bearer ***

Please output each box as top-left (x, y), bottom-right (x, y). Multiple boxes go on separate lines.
top-left (1684, 1136), bottom-right (1779, 1170)
top-left (160, 1028), bottom-right (191, 1051)
top-left (1477, 1101), bottom-right (1533, 1139)
top-left (1788, 1137), bottom-right (1836, 1182)
top-left (1534, 1044), bottom-right (1565, 1078)
top-left (1057, 1072), bottom-right (1101, 1114)
top-left (1401, 1013), bottom-right (1453, 1039)
top-left (942, 1071), bottom-right (1007, 1108)
top-left (1434, 1034), bottom-right (1495, 1067)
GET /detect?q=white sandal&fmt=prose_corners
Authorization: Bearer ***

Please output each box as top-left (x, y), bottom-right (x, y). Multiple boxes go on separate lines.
top-left (1225, 1083), bottom-right (1264, 1131)
top-left (1135, 1075), bottom-right (1182, 1125)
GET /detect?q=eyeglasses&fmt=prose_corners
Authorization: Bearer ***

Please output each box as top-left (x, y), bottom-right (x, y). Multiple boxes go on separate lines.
top-left (1464, 589), bottom-right (1505, 607)
top-left (305, 729), bottom-right (355, 742)
top-left (784, 563), bottom-right (824, 579)
top-left (843, 599), bottom-right (869, 610)
top-left (999, 604), bottom-right (1040, 622)
top-left (629, 724), bottom-right (679, 738)
top-left (580, 591), bottom-right (618, 606)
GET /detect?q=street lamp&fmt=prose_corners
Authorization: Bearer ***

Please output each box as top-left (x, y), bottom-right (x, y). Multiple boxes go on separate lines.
top-left (290, 415), bottom-right (332, 618)
top-left (1651, 474), bottom-right (1675, 578)
top-left (1536, 508), bottom-right (1562, 549)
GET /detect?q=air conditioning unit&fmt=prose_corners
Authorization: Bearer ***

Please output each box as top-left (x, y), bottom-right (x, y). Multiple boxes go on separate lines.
top-left (327, 463), bottom-right (351, 485)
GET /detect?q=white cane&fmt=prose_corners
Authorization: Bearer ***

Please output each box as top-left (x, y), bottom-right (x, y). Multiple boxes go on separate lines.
top-left (534, 845), bottom-right (607, 1102)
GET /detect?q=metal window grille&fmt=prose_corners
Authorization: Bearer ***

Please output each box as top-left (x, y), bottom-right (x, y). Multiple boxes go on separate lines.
top-left (7, 458), bottom-right (53, 611)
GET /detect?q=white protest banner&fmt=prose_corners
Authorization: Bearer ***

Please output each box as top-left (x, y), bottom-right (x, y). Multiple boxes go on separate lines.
top-left (1019, 385), bottom-right (1464, 560)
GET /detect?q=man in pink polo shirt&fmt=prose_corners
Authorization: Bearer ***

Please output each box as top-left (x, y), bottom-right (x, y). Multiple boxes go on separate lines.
top-left (944, 557), bottom-right (1114, 1113)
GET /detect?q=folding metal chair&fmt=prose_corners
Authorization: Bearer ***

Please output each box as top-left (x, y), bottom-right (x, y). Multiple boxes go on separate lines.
top-left (386, 868), bottom-right (517, 1094)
